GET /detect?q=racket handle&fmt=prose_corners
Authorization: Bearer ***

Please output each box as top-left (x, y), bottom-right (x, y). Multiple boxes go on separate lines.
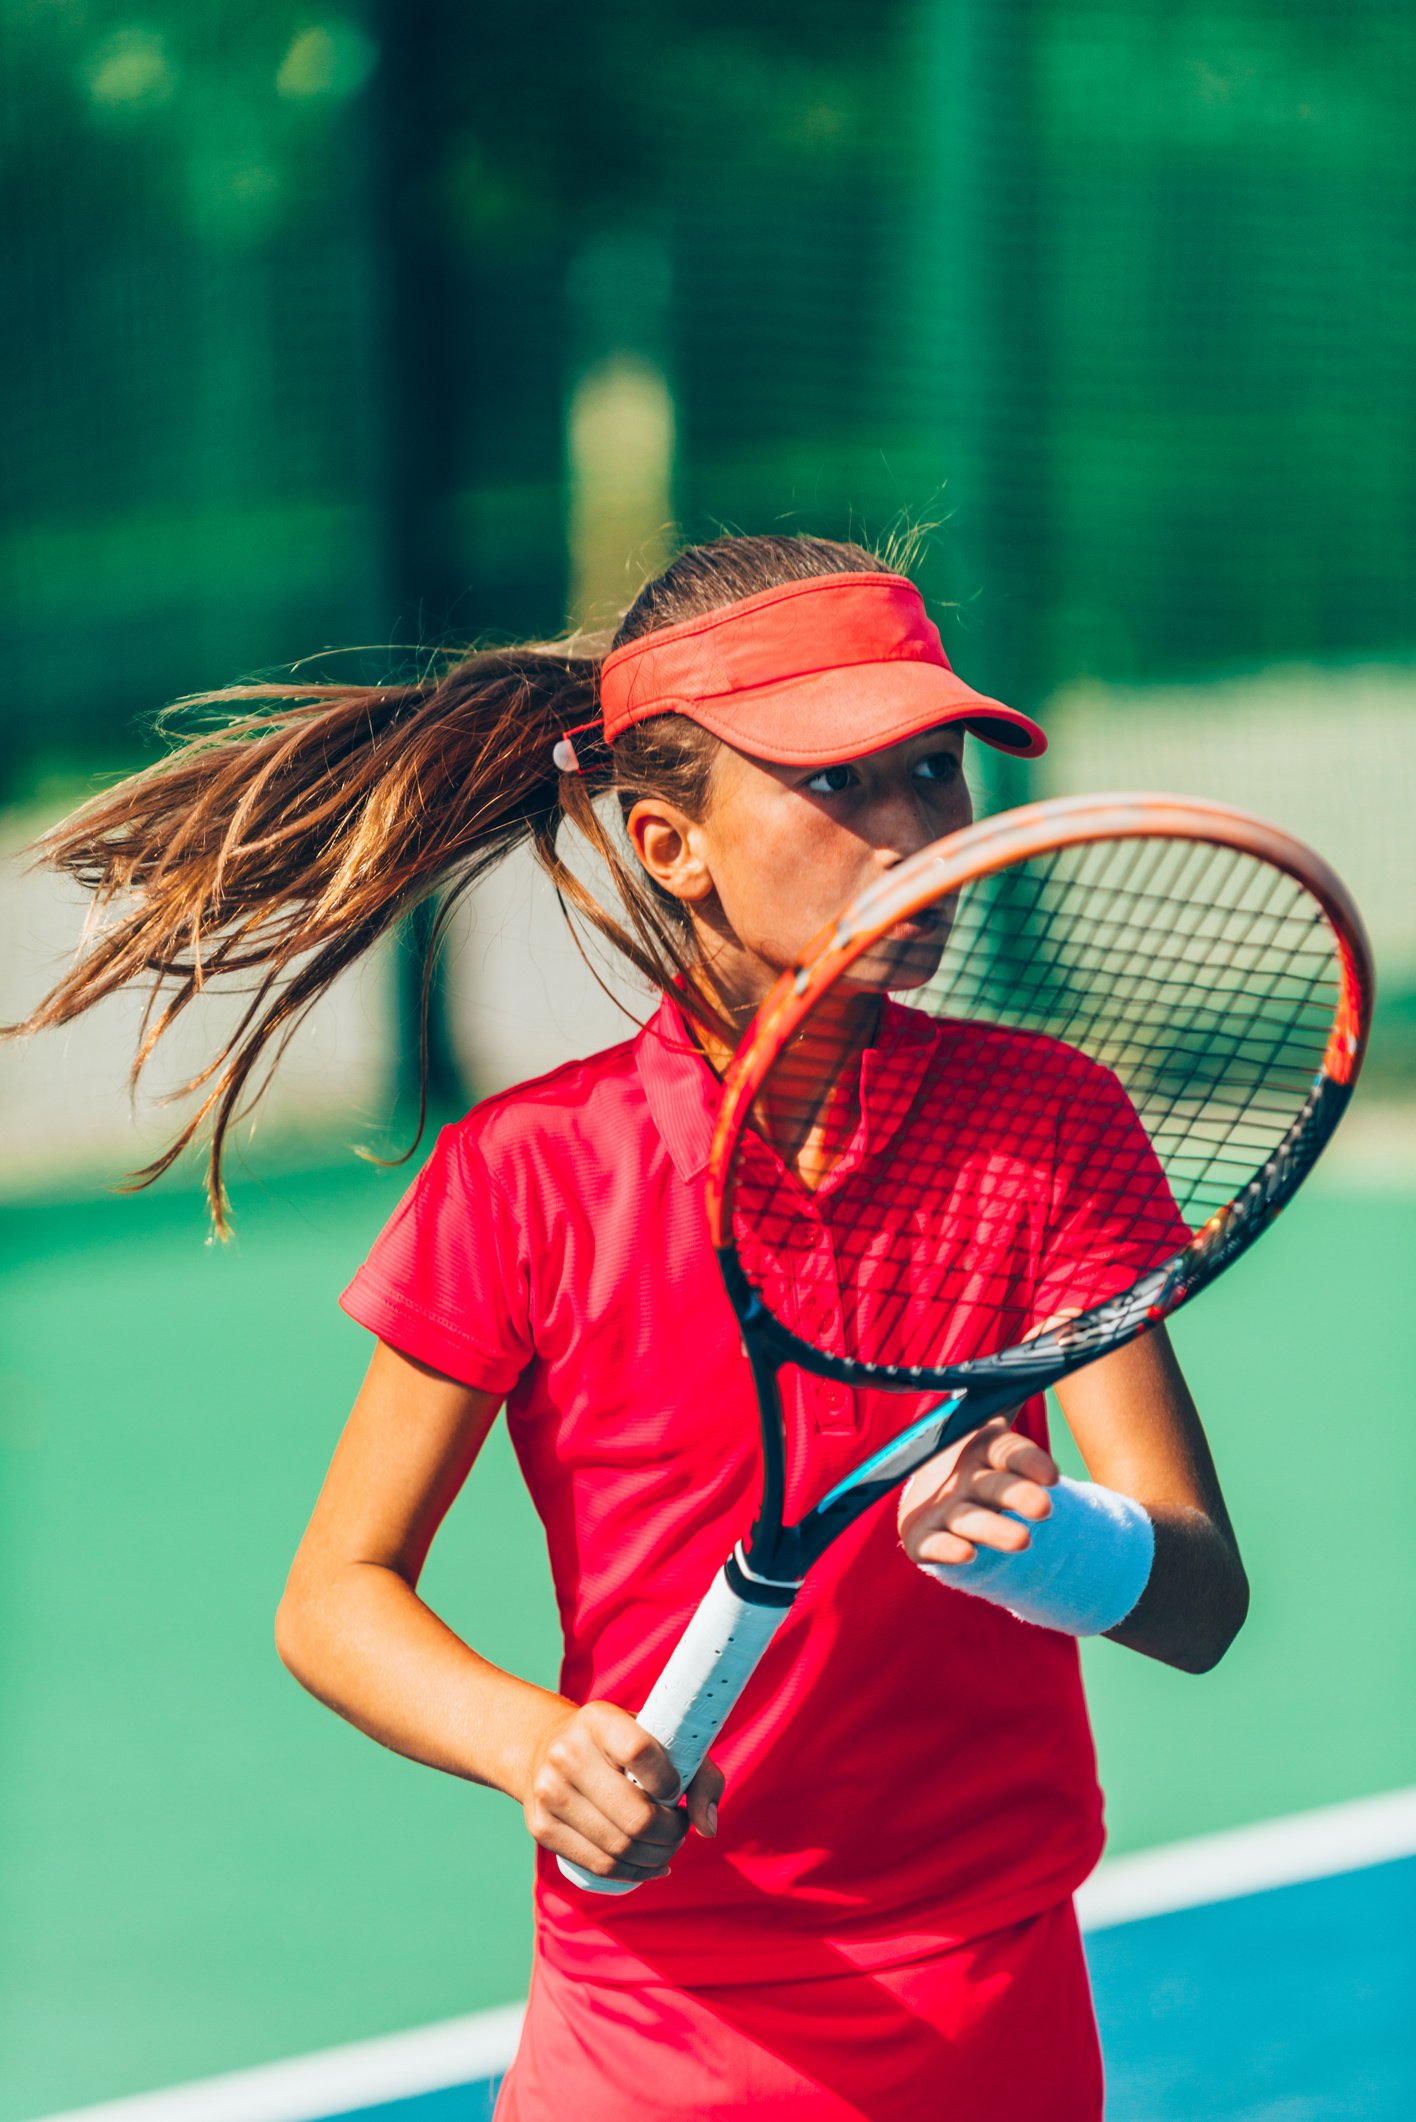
top-left (556, 1555), bottom-right (794, 1895)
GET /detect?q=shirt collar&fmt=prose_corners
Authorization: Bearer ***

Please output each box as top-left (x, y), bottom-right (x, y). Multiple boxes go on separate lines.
top-left (634, 988), bottom-right (723, 1183)
top-left (635, 984), bottom-right (944, 1186)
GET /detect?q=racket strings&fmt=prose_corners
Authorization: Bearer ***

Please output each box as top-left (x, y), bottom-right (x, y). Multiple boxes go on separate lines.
top-left (727, 834), bottom-right (1343, 1375)
top-left (967, 847), bottom-right (1328, 1062)
top-left (948, 841), bottom-right (1334, 1191)
top-left (964, 841), bottom-right (1333, 1209)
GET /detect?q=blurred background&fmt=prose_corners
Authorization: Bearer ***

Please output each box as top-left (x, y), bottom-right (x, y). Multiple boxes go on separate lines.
top-left (2, 3), bottom-right (1413, 2118)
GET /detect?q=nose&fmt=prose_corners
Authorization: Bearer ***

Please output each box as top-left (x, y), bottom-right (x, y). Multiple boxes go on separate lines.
top-left (869, 783), bottom-right (965, 870)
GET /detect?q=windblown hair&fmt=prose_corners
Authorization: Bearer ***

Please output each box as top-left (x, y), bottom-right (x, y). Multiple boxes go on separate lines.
top-left (5, 525), bottom-right (933, 1232)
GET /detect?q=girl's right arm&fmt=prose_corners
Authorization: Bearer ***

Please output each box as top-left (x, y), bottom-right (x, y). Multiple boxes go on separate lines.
top-left (275, 1338), bottom-right (721, 1883)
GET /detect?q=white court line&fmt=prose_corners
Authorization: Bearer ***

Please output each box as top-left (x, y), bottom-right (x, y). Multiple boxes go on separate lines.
top-left (27, 1788), bottom-right (1416, 2122)
top-left (1077, 1784), bottom-right (1416, 1931)
top-left (23, 2004), bottom-right (526, 2122)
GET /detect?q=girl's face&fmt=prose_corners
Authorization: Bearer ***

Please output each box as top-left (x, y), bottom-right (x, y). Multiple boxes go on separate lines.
top-left (628, 722), bottom-right (973, 1016)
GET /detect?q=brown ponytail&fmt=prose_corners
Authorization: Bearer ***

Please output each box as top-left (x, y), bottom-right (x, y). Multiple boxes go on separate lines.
top-left (5, 523), bottom-right (934, 1232)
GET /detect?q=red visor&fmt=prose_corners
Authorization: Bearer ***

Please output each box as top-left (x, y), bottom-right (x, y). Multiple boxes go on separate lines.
top-left (595, 571), bottom-right (1046, 766)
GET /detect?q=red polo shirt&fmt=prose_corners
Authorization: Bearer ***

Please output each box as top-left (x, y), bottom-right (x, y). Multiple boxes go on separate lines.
top-left (339, 992), bottom-right (1187, 1986)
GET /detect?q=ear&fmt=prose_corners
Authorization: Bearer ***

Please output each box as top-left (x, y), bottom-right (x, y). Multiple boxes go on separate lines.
top-left (626, 796), bottom-right (716, 905)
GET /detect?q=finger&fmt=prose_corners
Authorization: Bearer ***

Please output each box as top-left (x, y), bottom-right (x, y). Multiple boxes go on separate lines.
top-left (573, 1749), bottom-right (689, 1852)
top-left (898, 1417), bottom-right (1010, 1523)
top-left (968, 1467), bottom-right (1056, 1520)
top-left (914, 1527), bottom-right (977, 1567)
top-left (685, 1756), bottom-right (724, 1838)
top-left (1022, 1307), bottom-right (1083, 1344)
top-left (529, 1803), bottom-right (676, 1883)
top-left (529, 1739), bottom-right (689, 1868)
top-left (937, 1500), bottom-right (1034, 1554)
top-left (899, 1443), bottom-right (1037, 1543)
top-left (962, 1414), bottom-right (1013, 1454)
top-left (553, 1779), bottom-right (689, 1871)
top-left (585, 1703), bottom-right (683, 1804)
top-left (538, 1717), bottom-right (687, 1852)
top-left (983, 1429), bottom-right (1058, 1484)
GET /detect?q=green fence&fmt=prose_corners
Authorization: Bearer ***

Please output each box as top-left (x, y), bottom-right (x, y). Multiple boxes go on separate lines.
top-left (3, 0), bottom-right (1412, 1111)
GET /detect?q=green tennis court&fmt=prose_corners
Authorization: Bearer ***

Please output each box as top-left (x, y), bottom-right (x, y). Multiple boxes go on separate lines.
top-left (1, 1142), bottom-right (1412, 2121)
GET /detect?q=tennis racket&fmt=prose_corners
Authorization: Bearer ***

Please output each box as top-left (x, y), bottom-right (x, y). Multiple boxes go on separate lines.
top-left (558, 791), bottom-right (1373, 1894)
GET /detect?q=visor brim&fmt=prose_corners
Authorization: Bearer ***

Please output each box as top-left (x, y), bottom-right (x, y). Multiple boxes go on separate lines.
top-left (647, 659), bottom-right (1046, 765)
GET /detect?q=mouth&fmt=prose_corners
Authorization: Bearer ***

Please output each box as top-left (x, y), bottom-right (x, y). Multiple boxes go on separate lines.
top-left (839, 901), bottom-right (952, 996)
top-left (883, 907), bottom-right (942, 942)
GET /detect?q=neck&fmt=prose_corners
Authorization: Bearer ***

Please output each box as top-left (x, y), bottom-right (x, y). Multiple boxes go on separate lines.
top-left (679, 967), bottom-right (882, 1189)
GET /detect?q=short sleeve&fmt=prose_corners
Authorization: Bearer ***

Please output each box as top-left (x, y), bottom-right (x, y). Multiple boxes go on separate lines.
top-left (1030, 1060), bottom-right (1192, 1328)
top-left (339, 1120), bottom-right (533, 1395)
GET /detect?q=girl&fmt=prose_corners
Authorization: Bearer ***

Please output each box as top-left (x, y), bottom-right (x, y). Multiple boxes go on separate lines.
top-left (13, 532), bottom-right (1248, 2120)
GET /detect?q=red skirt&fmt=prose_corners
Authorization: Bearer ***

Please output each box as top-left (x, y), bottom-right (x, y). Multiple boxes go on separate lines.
top-left (493, 1898), bottom-right (1102, 2121)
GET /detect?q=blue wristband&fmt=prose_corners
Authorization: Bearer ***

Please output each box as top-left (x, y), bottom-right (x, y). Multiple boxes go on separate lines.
top-left (916, 1474), bottom-right (1155, 1637)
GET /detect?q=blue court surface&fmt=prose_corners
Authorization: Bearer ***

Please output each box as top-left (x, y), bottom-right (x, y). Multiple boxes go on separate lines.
top-left (26, 1792), bottom-right (1414, 2122)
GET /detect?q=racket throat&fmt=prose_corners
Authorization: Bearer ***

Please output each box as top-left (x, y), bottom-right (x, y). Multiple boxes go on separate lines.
top-left (726, 1541), bottom-right (802, 1608)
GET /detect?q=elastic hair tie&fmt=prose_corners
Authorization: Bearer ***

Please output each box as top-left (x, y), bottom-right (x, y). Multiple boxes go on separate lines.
top-left (552, 716), bottom-right (604, 776)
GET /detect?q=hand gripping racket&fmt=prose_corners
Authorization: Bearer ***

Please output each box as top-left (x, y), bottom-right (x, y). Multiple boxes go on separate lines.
top-left (558, 792), bottom-right (1373, 1893)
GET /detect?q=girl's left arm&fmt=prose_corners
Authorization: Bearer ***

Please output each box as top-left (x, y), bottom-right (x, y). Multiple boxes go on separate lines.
top-left (897, 1325), bottom-right (1248, 1673)
top-left (1052, 1324), bottom-right (1249, 1673)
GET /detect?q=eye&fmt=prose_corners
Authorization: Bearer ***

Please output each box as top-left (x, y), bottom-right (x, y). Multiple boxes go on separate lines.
top-left (913, 750), bottom-right (961, 785)
top-left (804, 763), bottom-right (858, 795)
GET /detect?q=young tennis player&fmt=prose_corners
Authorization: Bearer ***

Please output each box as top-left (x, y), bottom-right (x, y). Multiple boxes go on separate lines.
top-left (14, 533), bottom-right (1249, 2119)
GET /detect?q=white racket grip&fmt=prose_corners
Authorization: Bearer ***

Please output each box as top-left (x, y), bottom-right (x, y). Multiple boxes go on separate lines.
top-left (556, 1555), bottom-right (794, 1895)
